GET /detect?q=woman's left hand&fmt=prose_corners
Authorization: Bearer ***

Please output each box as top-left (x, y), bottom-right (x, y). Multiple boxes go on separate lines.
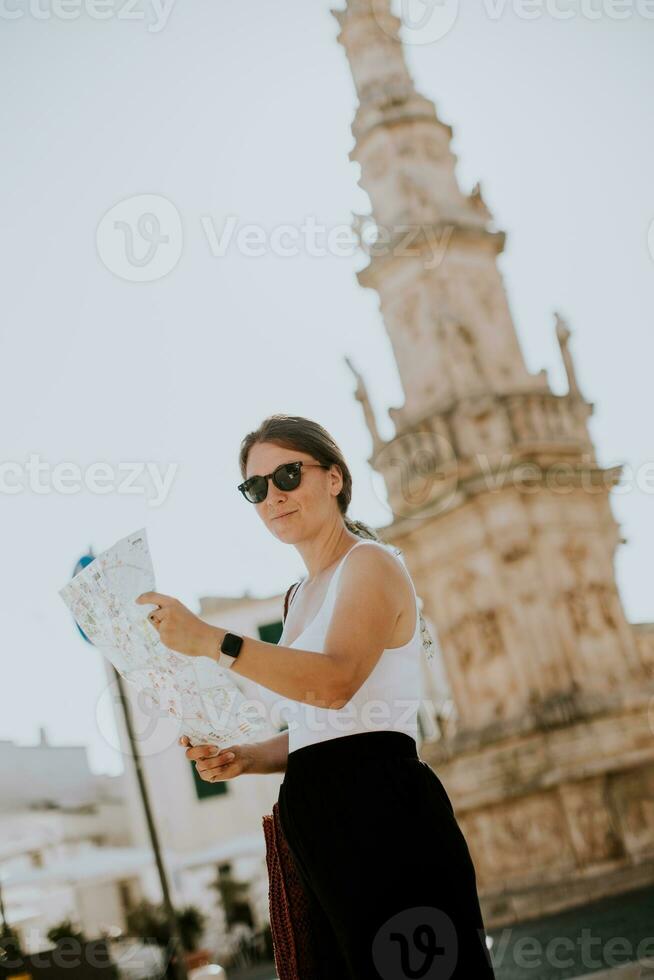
top-left (135, 591), bottom-right (216, 659)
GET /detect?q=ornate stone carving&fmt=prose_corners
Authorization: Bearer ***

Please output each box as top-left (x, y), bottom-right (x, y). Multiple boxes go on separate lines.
top-left (611, 765), bottom-right (654, 857)
top-left (395, 169), bottom-right (437, 219)
top-left (560, 778), bottom-right (623, 865)
top-left (436, 315), bottom-right (487, 393)
top-left (344, 356), bottom-right (383, 450)
top-left (466, 795), bottom-right (573, 878)
top-left (555, 310), bottom-right (583, 399)
top-left (470, 181), bottom-right (492, 220)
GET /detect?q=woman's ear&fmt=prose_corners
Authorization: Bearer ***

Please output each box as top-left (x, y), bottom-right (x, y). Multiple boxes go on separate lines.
top-left (329, 463), bottom-right (343, 497)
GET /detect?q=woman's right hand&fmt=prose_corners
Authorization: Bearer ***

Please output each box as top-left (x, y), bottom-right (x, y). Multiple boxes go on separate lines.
top-left (179, 735), bottom-right (256, 781)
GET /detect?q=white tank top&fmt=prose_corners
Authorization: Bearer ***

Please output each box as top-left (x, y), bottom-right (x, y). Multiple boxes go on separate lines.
top-left (278, 539), bottom-right (423, 754)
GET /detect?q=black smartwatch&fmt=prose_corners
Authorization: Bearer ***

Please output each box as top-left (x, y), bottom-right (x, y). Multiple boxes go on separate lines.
top-left (217, 631), bottom-right (244, 669)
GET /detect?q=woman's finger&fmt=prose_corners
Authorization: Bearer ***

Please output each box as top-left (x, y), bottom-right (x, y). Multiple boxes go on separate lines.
top-left (196, 751), bottom-right (236, 771)
top-left (135, 591), bottom-right (175, 607)
top-left (196, 756), bottom-right (235, 769)
top-left (185, 744), bottom-right (219, 761)
top-left (197, 760), bottom-right (236, 781)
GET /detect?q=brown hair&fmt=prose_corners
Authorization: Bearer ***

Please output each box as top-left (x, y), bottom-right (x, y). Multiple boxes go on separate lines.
top-left (239, 414), bottom-right (435, 660)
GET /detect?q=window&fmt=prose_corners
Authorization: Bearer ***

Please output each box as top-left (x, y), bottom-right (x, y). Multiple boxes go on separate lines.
top-left (258, 620), bottom-right (288, 732)
top-left (190, 760), bottom-right (228, 800)
top-left (258, 620), bottom-right (284, 644)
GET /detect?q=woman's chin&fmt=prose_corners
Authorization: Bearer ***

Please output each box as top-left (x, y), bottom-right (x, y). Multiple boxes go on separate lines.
top-left (271, 519), bottom-right (299, 538)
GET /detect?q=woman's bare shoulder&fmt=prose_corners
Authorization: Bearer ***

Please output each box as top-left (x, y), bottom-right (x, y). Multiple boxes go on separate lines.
top-left (340, 541), bottom-right (412, 598)
top-left (332, 542), bottom-right (416, 646)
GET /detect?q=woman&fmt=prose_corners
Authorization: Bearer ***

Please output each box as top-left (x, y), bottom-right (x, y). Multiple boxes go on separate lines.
top-left (136, 414), bottom-right (496, 980)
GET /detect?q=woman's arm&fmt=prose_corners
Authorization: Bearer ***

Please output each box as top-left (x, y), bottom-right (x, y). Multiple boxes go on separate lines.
top-left (137, 546), bottom-right (404, 709)
top-left (181, 730), bottom-right (289, 779)
top-left (217, 546), bottom-right (403, 708)
top-left (251, 729), bottom-right (289, 774)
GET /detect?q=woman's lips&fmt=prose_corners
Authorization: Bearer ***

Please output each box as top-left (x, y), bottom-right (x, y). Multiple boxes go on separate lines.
top-left (273, 511), bottom-right (297, 520)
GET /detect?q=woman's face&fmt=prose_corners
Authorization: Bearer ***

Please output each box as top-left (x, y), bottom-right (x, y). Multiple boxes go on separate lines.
top-left (244, 442), bottom-right (341, 541)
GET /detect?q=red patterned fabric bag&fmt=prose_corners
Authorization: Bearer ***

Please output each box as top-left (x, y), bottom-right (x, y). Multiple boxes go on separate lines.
top-left (261, 580), bottom-right (322, 979)
top-left (262, 801), bottom-right (322, 980)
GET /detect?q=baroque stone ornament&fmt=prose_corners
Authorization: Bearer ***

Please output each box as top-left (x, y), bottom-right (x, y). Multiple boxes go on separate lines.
top-left (332, 0), bottom-right (654, 927)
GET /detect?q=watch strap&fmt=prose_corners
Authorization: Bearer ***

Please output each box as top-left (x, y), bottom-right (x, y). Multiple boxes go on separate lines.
top-left (217, 650), bottom-right (236, 670)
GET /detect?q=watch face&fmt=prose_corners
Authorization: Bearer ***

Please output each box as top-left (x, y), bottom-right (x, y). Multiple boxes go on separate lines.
top-left (222, 632), bottom-right (243, 657)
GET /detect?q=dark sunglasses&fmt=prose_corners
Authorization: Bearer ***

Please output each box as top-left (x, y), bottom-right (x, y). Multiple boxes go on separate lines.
top-left (238, 460), bottom-right (331, 504)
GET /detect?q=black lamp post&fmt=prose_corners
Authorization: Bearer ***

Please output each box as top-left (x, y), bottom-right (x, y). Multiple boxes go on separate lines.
top-left (69, 551), bottom-right (188, 980)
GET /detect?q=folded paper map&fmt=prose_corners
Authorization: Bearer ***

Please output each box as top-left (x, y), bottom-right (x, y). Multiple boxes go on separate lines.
top-left (58, 528), bottom-right (272, 748)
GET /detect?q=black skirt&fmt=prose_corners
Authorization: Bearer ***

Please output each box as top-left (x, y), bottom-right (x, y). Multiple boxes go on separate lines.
top-left (277, 730), bottom-right (496, 980)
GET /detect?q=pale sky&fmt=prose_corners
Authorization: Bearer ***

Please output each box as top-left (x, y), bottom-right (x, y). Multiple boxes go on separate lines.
top-left (2, 1), bottom-right (652, 775)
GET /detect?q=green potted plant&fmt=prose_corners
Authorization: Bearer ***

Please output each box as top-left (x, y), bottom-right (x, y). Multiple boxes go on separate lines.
top-left (125, 900), bottom-right (209, 971)
top-left (125, 901), bottom-right (169, 947)
top-left (0, 925), bottom-right (24, 965)
top-left (47, 919), bottom-right (87, 946)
